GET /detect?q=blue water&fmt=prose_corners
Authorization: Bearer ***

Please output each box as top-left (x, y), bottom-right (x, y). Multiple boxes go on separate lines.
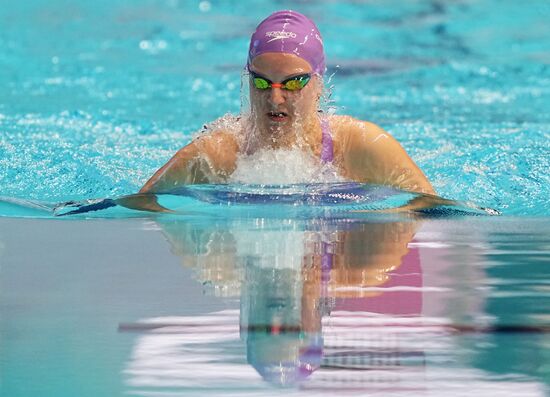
top-left (1, 216), bottom-right (549, 396)
top-left (0, 0), bottom-right (549, 214)
top-left (1, 1), bottom-right (550, 396)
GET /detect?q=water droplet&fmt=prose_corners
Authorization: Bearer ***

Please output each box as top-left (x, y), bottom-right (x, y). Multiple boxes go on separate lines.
top-left (192, 79), bottom-right (203, 92)
top-left (199, 1), bottom-right (211, 12)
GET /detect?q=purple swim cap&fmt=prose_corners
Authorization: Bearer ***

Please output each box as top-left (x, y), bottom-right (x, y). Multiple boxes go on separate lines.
top-left (248, 10), bottom-right (326, 75)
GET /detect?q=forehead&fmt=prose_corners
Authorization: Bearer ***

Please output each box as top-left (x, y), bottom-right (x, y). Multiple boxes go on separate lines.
top-left (250, 52), bottom-right (312, 79)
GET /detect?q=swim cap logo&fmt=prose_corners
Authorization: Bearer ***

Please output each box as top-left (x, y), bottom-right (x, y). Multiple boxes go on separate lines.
top-left (265, 31), bottom-right (297, 43)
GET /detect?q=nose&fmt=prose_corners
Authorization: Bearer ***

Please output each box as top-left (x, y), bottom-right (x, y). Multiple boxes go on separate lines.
top-left (269, 87), bottom-right (286, 106)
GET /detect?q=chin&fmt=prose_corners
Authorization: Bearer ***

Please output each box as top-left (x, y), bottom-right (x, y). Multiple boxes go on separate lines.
top-left (268, 120), bottom-right (294, 135)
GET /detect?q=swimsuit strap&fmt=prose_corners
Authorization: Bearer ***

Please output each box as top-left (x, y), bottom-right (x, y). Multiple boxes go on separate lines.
top-left (320, 117), bottom-right (334, 163)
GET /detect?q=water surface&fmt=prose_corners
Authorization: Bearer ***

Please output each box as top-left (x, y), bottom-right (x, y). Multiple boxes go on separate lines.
top-left (1, 1), bottom-right (549, 396)
top-left (1, 216), bottom-right (549, 396)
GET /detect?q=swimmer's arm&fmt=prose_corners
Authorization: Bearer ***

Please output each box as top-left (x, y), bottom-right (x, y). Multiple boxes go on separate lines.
top-left (116, 143), bottom-right (206, 213)
top-left (139, 141), bottom-right (208, 194)
top-left (342, 121), bottom-right (436, 195)
top-left (118, 131), bottom-right (238, 213)
top-left (140, 131), bottom-right (239, 194)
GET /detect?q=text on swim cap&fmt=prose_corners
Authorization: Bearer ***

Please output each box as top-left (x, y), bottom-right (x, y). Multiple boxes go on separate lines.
top-left (265, 31), bottom-right (297, 42)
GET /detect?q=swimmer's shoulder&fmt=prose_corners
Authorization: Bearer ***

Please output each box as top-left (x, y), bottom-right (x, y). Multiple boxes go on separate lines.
top-left (326, 114), bottom-right (397, 155)
top-left (190, 128), bottom-right (240, 177)
top-left (193, 128), bottom-right (240, 151)
top-left (327, 114), bottom-right (435, 194)
top-left (170, 115), bottom-right (242, 178)
top-left (195, 114), bottom-right (243, 150)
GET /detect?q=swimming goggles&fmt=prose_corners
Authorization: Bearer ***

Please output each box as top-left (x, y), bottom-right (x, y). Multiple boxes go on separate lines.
top-left (250, 71), bottom-right (311, 91)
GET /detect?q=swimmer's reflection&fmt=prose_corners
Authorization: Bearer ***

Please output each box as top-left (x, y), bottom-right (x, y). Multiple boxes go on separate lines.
top-left (156, 217), bottom-right (422, 386)
top-left (242, 264), bottom-right (323, 384)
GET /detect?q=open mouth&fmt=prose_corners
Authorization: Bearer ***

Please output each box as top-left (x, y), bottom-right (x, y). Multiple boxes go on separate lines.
top-left (267, 111), bottom-right (289, 122)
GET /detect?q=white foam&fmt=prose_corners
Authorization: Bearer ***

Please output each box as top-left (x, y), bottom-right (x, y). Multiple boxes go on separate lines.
top-left (229, 147), bottom-right (346, 184)
top-left (200, 113), bottom-right (348, 185)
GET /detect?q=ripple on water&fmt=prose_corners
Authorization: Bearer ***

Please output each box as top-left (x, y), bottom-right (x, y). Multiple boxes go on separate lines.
top-left (0, 112), bottom-right (190, 200)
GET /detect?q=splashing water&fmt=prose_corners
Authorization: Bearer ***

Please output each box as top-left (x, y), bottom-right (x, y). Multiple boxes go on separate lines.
top-left (230, 147), bottom-right (345, 185)
top-left (202, 107), bottom-right (345, 185)
top-left (0, 1), bottom-right (548, 215)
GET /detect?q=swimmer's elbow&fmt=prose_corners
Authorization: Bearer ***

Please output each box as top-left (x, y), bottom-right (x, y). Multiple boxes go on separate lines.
top-left (139, 145), bottom-right (199, 193)
top-left (139, 133), bottom-right (237, 193)
top-left (412, 183), bottom-right (436, 196)
top-left (407, 175), bottom-right (436, 196)
top-left (139, 173), bottom-right (169, 194)
top-left (139, 181), bottom-right (155, 194)
top-left (424, 183), bottom-right (436, 196)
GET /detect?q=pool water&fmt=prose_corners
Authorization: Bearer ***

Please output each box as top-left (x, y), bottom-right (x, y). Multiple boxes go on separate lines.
top-left (0, 0), bottom-right (549, 396)
top-left (1, 216), bottom-right (549, 396)
top-left (0, 0), bottom-right (548, 213)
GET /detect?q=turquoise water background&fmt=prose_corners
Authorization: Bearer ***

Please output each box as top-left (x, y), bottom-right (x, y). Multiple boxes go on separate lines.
top-left (2, 2), bottom-right (550, 396)
top-left (1, 0), bottom-right (549, 215)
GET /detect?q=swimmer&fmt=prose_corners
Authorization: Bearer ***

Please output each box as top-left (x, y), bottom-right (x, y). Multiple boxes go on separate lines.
top-left (139, 10), bottom-right (435, 196)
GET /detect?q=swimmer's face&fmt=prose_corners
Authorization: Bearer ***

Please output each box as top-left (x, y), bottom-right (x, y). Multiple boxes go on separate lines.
top-left (249, 53), bottom-right (321, 131)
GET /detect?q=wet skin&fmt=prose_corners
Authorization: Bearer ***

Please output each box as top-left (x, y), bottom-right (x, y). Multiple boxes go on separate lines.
top-left (136, 52), bottom-right (435, 204)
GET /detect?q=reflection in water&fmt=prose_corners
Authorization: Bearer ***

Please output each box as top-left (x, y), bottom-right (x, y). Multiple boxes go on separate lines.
top-left (121, 217), bottom-right (548, 395)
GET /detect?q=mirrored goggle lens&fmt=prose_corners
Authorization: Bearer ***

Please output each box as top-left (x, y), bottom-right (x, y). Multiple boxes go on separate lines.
top-left (252, 75), bottom-right (311, 91)
top-left (253, 77), bottom-right (270, 89)
top-left (283, 75), bottom-right (310, 90)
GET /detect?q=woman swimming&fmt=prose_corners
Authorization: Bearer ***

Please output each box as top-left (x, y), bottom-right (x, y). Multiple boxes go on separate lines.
top-left (139, 10), bottom-right (435, 195)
